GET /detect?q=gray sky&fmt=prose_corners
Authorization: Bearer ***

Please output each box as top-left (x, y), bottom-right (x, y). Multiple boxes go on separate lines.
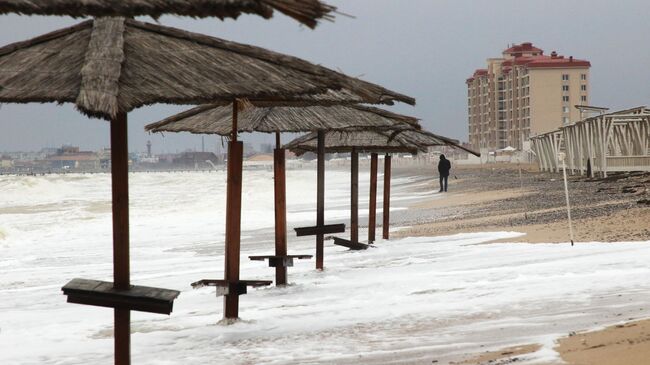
top-left (1, 0), bottom-right (649, 154)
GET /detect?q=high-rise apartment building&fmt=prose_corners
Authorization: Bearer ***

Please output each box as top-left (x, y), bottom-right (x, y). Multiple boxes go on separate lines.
top-left (467, 42), bottom-right (591, 151)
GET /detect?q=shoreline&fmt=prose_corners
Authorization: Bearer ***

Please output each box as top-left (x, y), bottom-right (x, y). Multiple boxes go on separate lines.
top-left (389, 164), bottom-right (650, 364)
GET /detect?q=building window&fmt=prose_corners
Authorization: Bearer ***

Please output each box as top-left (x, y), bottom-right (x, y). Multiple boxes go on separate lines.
top-left (581, 95), bottom-right (587, 102)
top-left (581, 85), bottom-right (587, 91)
top-left (563, 106), bottom-right (570, 113)
top-left (562, 74), bottom-right (569, 81)
top-left (563, 96), bottom-right (570, 102)
top-left (562, 117), bottom-right (570, 125)
top-left (562, 85), bottom-right (570, 91)
top-left (581, 74), bottom-right (587, 80)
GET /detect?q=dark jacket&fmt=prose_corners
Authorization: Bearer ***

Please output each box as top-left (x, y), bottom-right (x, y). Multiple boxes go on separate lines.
top-left (438, 157), bottom-right (451, 177)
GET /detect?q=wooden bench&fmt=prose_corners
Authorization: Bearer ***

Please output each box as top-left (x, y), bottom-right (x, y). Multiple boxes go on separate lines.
top-left (294, 223), bottom-right (345, 237)
top-left (61, 278), bottom-right (180, 315)
top-left (249, 254), bottom-right (312, 267)
top-left (191, 279), bottom-right (272, 296)
top-left (332, 237), bottom-right (370, 250)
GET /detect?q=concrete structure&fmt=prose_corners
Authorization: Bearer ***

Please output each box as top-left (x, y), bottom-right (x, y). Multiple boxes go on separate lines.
top-left (531, 106), bottom-right (650, 177)
top-left (467, 42), bottom-right (591, 151)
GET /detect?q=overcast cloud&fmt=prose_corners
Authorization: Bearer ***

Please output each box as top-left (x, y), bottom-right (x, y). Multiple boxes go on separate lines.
top-left (1, 0), bottom-right (649, 154)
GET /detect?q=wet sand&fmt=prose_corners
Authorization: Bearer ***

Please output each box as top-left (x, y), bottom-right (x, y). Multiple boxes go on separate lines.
top-left (555, 319), bottom-right (650, 365)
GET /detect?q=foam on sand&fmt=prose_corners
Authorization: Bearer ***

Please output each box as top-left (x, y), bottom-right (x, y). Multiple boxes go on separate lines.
top-left (1, 171), bottom-right (649, 364)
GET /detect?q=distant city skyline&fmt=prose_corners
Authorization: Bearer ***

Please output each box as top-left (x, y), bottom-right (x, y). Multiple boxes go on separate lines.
top-left (1, 0), bottom-right (649, 152)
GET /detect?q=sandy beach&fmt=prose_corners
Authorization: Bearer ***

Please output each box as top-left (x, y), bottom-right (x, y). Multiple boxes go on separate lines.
top-left (390, 164), bottom-right (650, 364)
top-left (395, 164), bottom-right (650, 243)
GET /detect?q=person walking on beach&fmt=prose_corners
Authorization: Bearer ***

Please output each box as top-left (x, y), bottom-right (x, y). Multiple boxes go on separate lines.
top-left (438, 154), bottom-right (451, 192)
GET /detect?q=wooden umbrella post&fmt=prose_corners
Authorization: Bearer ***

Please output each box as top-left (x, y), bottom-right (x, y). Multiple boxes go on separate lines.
top-left (62, 113), bottom-right (178, 365)
top-left (292, 131), bottom-right (345, 259)
top-left (350, 148), bottom-right (359, 244)
top-left (273, 133), bottom-right (288, 285)
top-left (329, 147), bottom-right (368, 251)
top-left (224, 101), bottom-right (243, 319)
top-left (368, 153), bottom-right (378, 243)
top-left (248, 132), bottom-right (312, 284)
top-left (382, 154), bottom-right (392, 240)
top-left (111, 112), bottom-right (131, 365)
top-left (316, 130), bottom-right (325, 270)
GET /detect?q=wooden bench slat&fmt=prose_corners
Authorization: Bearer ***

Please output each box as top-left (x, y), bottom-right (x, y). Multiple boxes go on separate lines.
top-left (332, 237), bottom-right (370, 250)
top-left (248, 254), bottom-right (313, 260)
top-left (191, 279), bottom-right (272, 296)
top-left (294, 223), bottom-right (345, 237)
top-left (249, 254), bottom-right (313, 268)
top-left (61, 278), bottom-right (180, 315)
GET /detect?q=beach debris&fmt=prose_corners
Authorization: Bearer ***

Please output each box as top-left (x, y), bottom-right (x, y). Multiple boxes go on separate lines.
top-left (622, 185), bottom-right (645, 194)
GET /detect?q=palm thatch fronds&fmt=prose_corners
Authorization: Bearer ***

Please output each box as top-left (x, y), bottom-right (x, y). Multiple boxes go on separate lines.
top-left (145, 103), bottom-right (420, 135)
top-left (0, 0), bottom-right (336, 29)
top-left (0, 17), bottom-right (413, 120)
top-left (284, 129), bottom-right (481, 156)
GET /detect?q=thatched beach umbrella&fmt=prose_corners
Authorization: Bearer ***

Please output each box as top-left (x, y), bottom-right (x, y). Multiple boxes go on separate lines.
top-left (146, 103), bottom-right (418, 285)
top-left (0, 0), bottom-right (336, 29)
top-left (145, 103), bottom-right (418, 134)
top-left (0, 17), bottom-right (412, 363)
top-left (285, 129), bottom-right (480, 246)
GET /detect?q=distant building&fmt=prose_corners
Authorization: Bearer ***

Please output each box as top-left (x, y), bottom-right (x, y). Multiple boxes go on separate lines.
top-left (467, 42), bottom-right (591, 151)
top-left (172, 151), bottom-right (219, 168)
top-left (244, 153), bottom-right (274, 168)
top-left (45, 145), bottom-right (101, 170)
top-left (0, 154), bottom-right (13, 169)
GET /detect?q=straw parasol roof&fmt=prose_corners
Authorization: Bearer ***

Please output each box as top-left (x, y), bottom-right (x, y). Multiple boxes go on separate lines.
top-left (0, 0), bottom-right (336, 29)
top-left (397, 130), bottom-right (480, 156)
top-left (0, 17), bottom-right (413, 120)
top-left (284, 129), bottom-right (481, 156)
top-left (145, 103), bottom-right (420, 135)
top-left (285, 130), bottom-right (424, 155)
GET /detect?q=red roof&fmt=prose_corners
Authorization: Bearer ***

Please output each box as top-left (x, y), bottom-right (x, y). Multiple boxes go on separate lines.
top-left (503, 42), bottom-right (543, 55)
top-left (501, 53), bottom-right (589, 69)
top-left (466, 69), bottom-right (488, 83)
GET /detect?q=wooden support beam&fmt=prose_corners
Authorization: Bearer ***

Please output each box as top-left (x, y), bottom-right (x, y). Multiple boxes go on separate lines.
top-left (222, 100), bottom-right (243, 319)
top-left (333, 237), bottom-right (369, 250)
top-left (224, 140), bottom-right (243, 319)
top-left (316, 130), bottom-right (325, 270)
top-left (368, 153), bottom-right (378, 243)
top-left (111, 113), bottom-right (130, 291)
top-left (111, 112), bottom-right (130, 365)
top-left (273, 143), bottom-right (288, 285)
top-left (350, 148), bottom-right (359, 244)
top-left (294, 224), bottom-right (345, 236)
top-left (192, 279), bottom-right (272, 296)
top-left (382, 154), bottom-right (392, 240)
top-left (248, 254), bottom-right (312, 268)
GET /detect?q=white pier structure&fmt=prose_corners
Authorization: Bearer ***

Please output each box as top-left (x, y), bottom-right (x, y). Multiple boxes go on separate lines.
top-left (531, 106), bottom-right (650, 177)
